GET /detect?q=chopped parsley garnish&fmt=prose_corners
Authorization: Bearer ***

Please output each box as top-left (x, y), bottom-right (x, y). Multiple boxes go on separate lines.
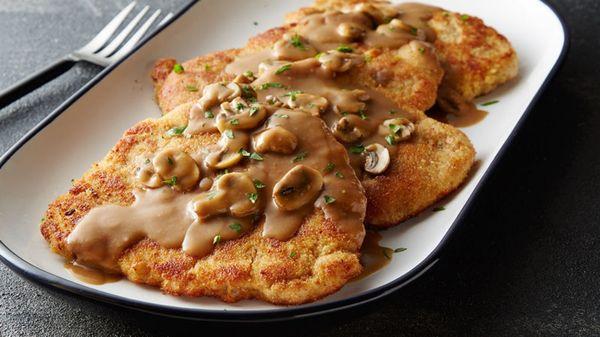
top-left (238, 149), bottom-right (251, 157)
top-left (274, 113), bottom-right (289, 118)
top-left (230, 118), bottom-right (240, 125)
top-left (243, 70), bottom-right (254, 78)
top-left (205, 111), bottom-right (214, 118)
top-left (249, 105), bottom-right (260, 116)
top-left (389, 110), bottom-right (397, 115)
top-left (249, 152), bottom-right (263, 161)
top-left (481, 100), bottom-right (499, 106)
top-left (229, 223), bottom-right (242, 233)
top-left (324, 195), bottom-right (336, 204)
top-left (418, 47), bottom-right (425, 54)
top-left (275, 64), bottom-right (292, 75)
top-left (167, 157), bottom-right (174, 165)
top-left (388, 124), bottom-right (402, 134)
top-left (235, 102), bottom-right (245, 111)
top-left (163, 176), bottom-right (178, 186)
top-left (290, 34), bottom-right (305, 50)
top-left (253, 179), bottom-right (266, 189)
top-left (349, 144), bottom-right (365, 154)
top-left (409, 26), bottom-right (418, 36)
top-left (213, 234), bottom-right (221, 245)
top-left (145, 158), bottom-right (151, 164)
top-left (247, 192), bottom-right (258, 204)
top-left (224, 129), bottom-right (234, 139)
top-left (336, 45), bottom-right (353, 53)
top-left (165, 125), bottom-right (187, 137)
top-left (258, 82), bottom-right (284, 90)
top-left (394, 247), bottom-right (407, 253)
top-left (385, 135), bottom-right (396, 145)
top-left (282, 90), bottom-right (302, 101)
top-left (383, 248), bottom-right (392, 259)
top-left (292, 151), bottom-right (308, 162)
top-left (324, 162), bottom-right (335, 172)
top-left (460, 14), bottom-right (469, 21)
top-left (204, 64), bottom-right (212, 71)
top-left (241, 85), bottom-right (255, 99)
top-left (335, 171), bottom-right (344, 179)
top-left (359, 111), bottom-right (368, 120)
top-left (314, 52), bottom-right (324, 59)
top-left (290, 251), bottom-right (297, 258)
top-left (173, 63), bottom-right (184, 73)
top-left (433, 206), bottom-right (445, 212)
top-left (185, 85), bottom-right (198, 92)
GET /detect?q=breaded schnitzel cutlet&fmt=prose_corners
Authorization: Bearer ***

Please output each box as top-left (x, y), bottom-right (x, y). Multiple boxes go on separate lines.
top-left (41, 99), bottom-right (368, 304)
top-left (153, 0), bottom-right (517, 114)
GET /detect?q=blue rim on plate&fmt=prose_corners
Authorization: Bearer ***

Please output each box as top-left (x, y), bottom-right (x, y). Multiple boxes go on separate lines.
top-left (0, 0), bottom-right (570, 322)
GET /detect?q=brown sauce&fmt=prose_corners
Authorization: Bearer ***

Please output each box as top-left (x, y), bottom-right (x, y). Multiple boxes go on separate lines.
top-left (431, 87), bottom-right (489, 127)
top-left (64, 262), bottom-right (120, 285)
top-left (356, 230), bottom-right (394, 280)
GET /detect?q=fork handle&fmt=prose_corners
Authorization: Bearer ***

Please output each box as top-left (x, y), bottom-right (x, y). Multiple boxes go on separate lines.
top-left (0, 57), bottom-right (76, 110)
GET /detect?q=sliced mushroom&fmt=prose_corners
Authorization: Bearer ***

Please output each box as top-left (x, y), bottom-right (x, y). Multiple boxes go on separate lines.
top-left (330, 89), bottom-right (370, 115)
top-left (317, 50), bottom-right (364, 73)
top-left (332, 114), bottom-right (370, 143)
top-left (192, 172), bottom-right (259, 219)
top-left (272, 33), bottom-right (318, 61)
top-left (253, 126), bottom-right (298, 154)
top-left (364, 143), bottom-right (390, 174)
top-left (215, 97), bottom-right (268, 132)
top-left (152, 148), bottom-right (201, 191)
top-left (376, 19), bottom-right (426, 41)
top-left (337, 22), bottom-right (367, 40)
top-left (284, 93), bottom-right (329, 116)
top-left (195, 82), bottom-right (242, 111)
top-left (379, 117), bottom-right (415, 143)
top-left (204, 131), bottom-right (249, 169)
top-left (136, 159), bottom-right (163, 188)
top-left (273, 165), bottom-right (324, 211)
top-left (353, 3), bottom-right (399, 24)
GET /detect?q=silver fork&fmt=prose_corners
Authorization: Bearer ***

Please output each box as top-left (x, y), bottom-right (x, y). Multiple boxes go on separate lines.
top-left (0, 1), bottom-right (173, 110)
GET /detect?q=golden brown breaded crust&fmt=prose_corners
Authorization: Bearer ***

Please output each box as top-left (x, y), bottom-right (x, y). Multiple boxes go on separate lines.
top-left (429, 11), bottom-right (518, 100)
top-left (40, 102), bottom-right (363, 305)
top-left (363, 117), bottom-right (474, 226)
top-left (152, 49), bottom-right (240, 114)
top-left (153, 24), bottom-right (443, 115)
top-left (302, 0), bottom-right (518, 100)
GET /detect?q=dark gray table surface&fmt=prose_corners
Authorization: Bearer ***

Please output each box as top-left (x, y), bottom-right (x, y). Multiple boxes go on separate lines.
top-left (0, 1), bottom-right (598, 336)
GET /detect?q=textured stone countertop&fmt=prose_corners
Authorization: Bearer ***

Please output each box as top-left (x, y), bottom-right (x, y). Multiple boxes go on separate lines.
top-left (0, 1), bottom-right (598, 336)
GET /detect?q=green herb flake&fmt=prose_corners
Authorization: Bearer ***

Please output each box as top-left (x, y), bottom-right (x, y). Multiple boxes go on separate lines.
top-left (282, 90), bottom-right (302, 101)
top-left (460, 14), bottom-right (469, 21)
top-left (165, 125), bottom-right (187, 137)
top-left (249, 105), bottom-right (260, 116)
top-left (481, 100), bottom-right (499, 106)
top-left (224, 129), bottom-right (234, 139)
top-left (349, 144), bottom-right (365, 154)
top-left (238, 148), bottom-right (251, 157)
top-left (335, 171), bottom-right (344, 179)
top-left (213, 234), bottom-right (221, 245)
top-left (247, 192), bottom-right (258, 204)
top-left (274, 113), bottom-right (289, 118)
top-left (163, 176), bottom-right (178, 186)
top-left (336, 45), bottom-right (353, 53)
top-left (230, 118), bottom-right (240, 125)
top-left (253, 179), bottom-right (266, 189)
top-left (324, 195), bottom-right (336, 204)
top-left (292, 151), bottom-right (308, 162)
top-left (388, 124), bottom-right (402, 134)
top-left (258, 82), bottom-right (284, 90)
top-left (235, 102), bottom-right (245, 111)
top-left (275, 64), bottom-right (292, 75)
top-left (418, 47), bottom-right (425, 54)
top-left (167, 157), bottom-right (174, 165)
top-left (290, 34), bottom-right (306, 50)
top-left (250, 152), bottom-right (263, 161)
top-left (359, 111), bottom-right (368, 120)
top-left (290, 251), bottom-right (297, 258)
top-left (324, 162), bottom-right (336, 173)
top-left (229, 223), bottom-right (242, 233)
top-left (409, 26), bottom-right (418, 36)
top-left (385, 135), bottom-right (396, 146)
top-left (173, 63), bottom-right (184, 74)
top-left (185, 85), bottom-right (199, 92)
top-left (314, 52), bottom-right (324, 59)
top-left (383, 248), bottom-right (392, 259)
top-left (389, 110), bottom-right (397, 115)
top-left (433, 206), bottom-right (445, 212)
top-left (243, 70), bottom-right (254, 78)
top-left (204, 64), bottom-right (212, 71)
top-left (204, 111), bottom-right (214, 119)
top-left (394, 247), bottom-right (407, 253)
